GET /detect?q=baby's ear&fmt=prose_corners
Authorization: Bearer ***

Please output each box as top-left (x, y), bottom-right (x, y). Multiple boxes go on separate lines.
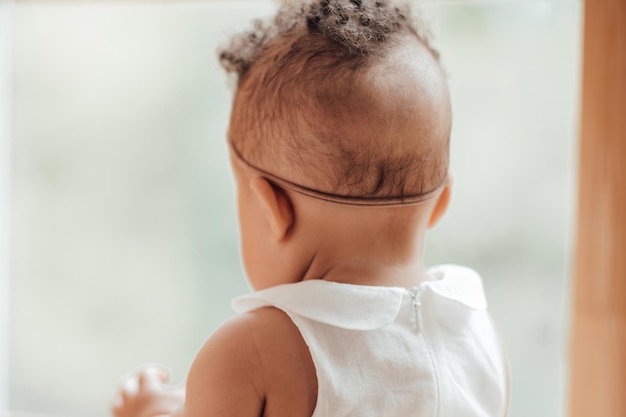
top-left (249, 177), bottom-right (294, 242)
top-left (428, 173), bottom-right (453, 229)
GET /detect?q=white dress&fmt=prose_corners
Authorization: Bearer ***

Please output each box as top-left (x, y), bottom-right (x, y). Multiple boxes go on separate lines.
top-left (232, 265), bottom-right (510, 417)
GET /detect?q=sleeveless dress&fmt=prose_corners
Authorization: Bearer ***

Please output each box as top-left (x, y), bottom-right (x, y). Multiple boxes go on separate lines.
top-left (232, 265), bottom-right (510, 417)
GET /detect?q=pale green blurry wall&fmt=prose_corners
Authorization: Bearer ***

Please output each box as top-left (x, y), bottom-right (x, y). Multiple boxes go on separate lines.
top-left (0, 0), bottom-right (13, 413)
top-left (9, 1), bottom-right (581, 416)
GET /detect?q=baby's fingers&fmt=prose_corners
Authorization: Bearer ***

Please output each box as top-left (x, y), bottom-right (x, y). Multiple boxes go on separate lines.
top-left (138, 365), bottom-right (170, 390)
top-left (111, 394), bottom-right (125, 417)
top-left (111, 378), bottom-right (135, 417)
top-left (119, 374), bottom-right (139, 401)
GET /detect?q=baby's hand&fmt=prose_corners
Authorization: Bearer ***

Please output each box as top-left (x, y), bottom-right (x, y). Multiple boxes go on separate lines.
top-left (112, 365), bottom-right (185, 417)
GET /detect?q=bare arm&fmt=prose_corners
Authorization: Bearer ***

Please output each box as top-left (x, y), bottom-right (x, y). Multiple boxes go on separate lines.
top-left (180, 313), bottom-right (265, 417)
top-left (112, 314), bottom-right (265, 417)
top-left (112, 308), bottom-right (316, 417)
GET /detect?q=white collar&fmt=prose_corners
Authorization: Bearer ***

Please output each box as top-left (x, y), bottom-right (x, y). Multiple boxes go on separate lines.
top-left (232, 264), bottom-right (487, 330)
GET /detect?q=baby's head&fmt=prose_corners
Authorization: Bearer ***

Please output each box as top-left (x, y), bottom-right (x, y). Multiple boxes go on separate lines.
top-left (222, 0), bottom-right (450, 200)
top-left (220, 0), bottom-right (452, 289)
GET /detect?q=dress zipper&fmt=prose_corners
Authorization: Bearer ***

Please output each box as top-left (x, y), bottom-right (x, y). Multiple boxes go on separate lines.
top-left (408, 287), bottom-right (424, 332)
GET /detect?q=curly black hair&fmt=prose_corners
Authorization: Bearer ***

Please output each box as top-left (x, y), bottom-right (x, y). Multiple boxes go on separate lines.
top-left (220, 0), bottom-right (437, 84)
top-left (219, 0), bottom-right (449, 201)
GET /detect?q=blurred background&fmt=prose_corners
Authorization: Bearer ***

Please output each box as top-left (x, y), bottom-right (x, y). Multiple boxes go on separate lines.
top-left (1, 0), bottom-right (581, 416)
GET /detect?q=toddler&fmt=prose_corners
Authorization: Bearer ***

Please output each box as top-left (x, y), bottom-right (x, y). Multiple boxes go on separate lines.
top-left (112, 1), bottom-right (510, 416)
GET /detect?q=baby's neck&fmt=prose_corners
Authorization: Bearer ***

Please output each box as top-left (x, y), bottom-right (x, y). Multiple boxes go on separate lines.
top-left (303, 259), bottom-right (432, 288)
top-left (295, 204), bottom-right (434, 288)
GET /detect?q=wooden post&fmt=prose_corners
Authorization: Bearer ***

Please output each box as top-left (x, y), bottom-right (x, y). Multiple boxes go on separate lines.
top-left (569, 0), bottom-right (626, 416)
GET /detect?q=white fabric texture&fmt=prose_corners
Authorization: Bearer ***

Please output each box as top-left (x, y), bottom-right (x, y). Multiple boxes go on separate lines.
top-left (232, 265), bottom-right (510, 417)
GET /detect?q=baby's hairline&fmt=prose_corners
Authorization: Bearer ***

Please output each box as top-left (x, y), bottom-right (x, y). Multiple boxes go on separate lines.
top-left (228, 137), bottom-right (449, 208)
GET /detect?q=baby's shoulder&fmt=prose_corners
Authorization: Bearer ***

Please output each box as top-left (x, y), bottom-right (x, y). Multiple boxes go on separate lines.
top-left (186, 307), bottom-right (317, 417)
